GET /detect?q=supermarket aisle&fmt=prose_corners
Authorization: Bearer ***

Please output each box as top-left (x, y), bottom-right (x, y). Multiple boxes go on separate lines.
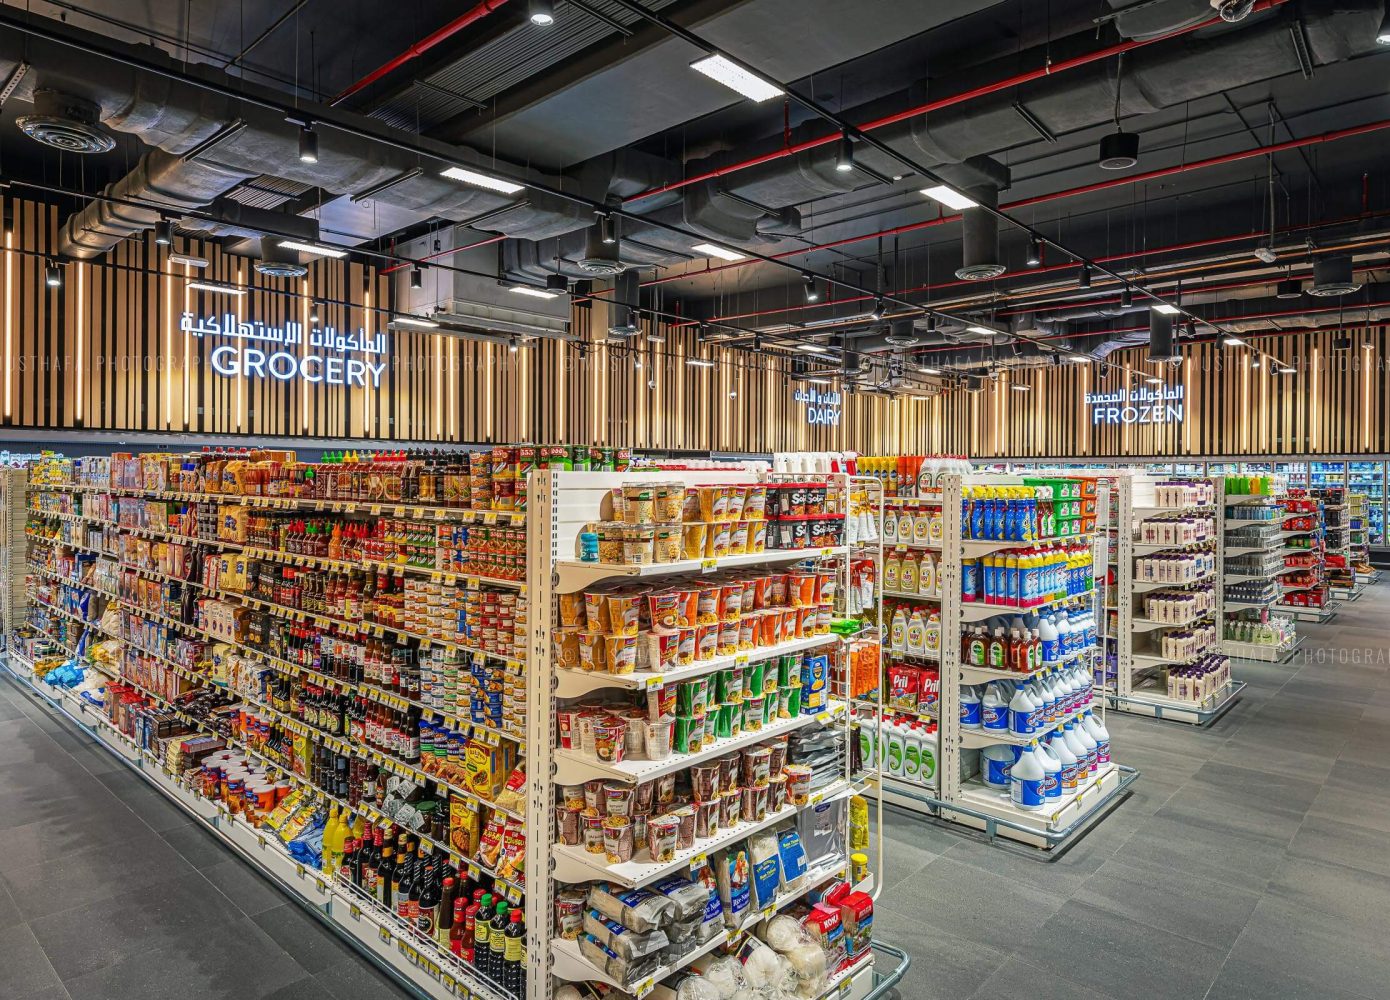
top-left (876, 581), bottom-right (1390, 1000)
top-left (0, 677), bottom-right (414, 1000)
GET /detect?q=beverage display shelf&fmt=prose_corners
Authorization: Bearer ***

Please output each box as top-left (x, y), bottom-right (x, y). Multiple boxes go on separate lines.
top-left (553, 701), bottom-right (846, 784)
top-left (550, 780), bottom-right (854, 890)
top-left (550, 855), bottom-right (849, 996)
top-left (958, 705), bottom-right (1097, 749)
top-left (38, 481), bottom-right (528, 525)
top-left (554, 546), bottom-right (846, 594)
top-left (960, 588), bottom-right (1095, 623)
top-left (239, 545), bottom-right (525, 592)
top-left (1223, 596), bottom-right (1278, 610)
top-left (1225, 544), bottom-right (1283, 556)
top-left (554, 631), bottom-right (841, 697)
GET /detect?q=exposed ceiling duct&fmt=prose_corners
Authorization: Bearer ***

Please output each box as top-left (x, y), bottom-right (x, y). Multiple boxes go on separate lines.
top-left (955, 186), bottom-right (1006, 281)
top-left (0, 0), bottom-right (1383, 292)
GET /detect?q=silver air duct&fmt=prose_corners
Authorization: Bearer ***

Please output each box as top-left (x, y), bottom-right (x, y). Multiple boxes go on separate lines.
top-left (15, 88), bottom-right (114, 153)
top-left (955, 186), bottom-right (1005, 281)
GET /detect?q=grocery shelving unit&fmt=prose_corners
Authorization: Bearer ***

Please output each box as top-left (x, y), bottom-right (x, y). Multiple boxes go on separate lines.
top-left (864, 473), bottom-right (1136, 850)
top-left (1273, 489), bottom-right (1338, 624)
top-left (0, 469), bottom-right (28, 649)
top-left (1221, 484), bottom-right (1303, 664)
top-left (14, 460), bottom-right (534, 1000)
top-left (529, 468), bottom-right (905, 1000)
top-left (1109, 474), bottom-right (1242, 727)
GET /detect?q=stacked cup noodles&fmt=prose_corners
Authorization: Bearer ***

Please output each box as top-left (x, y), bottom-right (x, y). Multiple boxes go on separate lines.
top-left (583, 481), bottom-right (772, 567)
top-left (555, 734), bottom-right (819, 865)
top-left (555, 569), bottom-right (839, 679)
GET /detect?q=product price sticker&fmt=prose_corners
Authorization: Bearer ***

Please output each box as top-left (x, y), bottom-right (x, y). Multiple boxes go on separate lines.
top-left (379, 927), bottom-right (392, 944)
top-left (349, 904), bottom-right (362, 921)
top-left (687, 852), bottom-right (707, 876)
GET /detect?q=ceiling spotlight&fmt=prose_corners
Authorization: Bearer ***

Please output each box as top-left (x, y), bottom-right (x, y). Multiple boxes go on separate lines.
top-left (634, 358), bottom-right (643, 370)
top-left (44, 260), bottom-right (62, 288)
top-left (802, 273), bottom-right (819, 302)
top-left (1224, 337), bottom-right (1246, 347)
top-left (1077, 264), bottom-right (1092, 288)
top-left (1276, 277), bottom-right (1303, 299)
top-left (1146, 376), bottom-right (1163, 385)
top-left (870, 298), bottom-right (886, 321)
top-left (154, 219), bottom-right (174, 246)
top-left (689, 53), bottom-right (782, 103)
top-left (298, 123), bottom-right (318, 164)
top-left (834, 134), bottom-right (854, 173)
top-left (409, 267), bottom-right (423, 290)
top-left (528, 0), bottom-right (555, 25)
top-left (1120, 286), bottom-right (1133, 308)
top-left (1379, 8), bottom-right (1390, 43)
top-left (598, 214), bottom-right (616, 245)
top-left (797, 343), bottom-right (829, 354)
top-left (916, 366), bottom-right (941, 375)
top-left (692, 242), bottom-right (747, 262)
top-left (508, 337), bottom-right (519, 353)
top-left (309, 301), bottom-right (321, 323)
top-left (1025, 238), bottom-right (1042, 268)
top-left (1277, 365), bottom-right (1296, 375)
top-left (729, 390), bottom-right (738, 398)
top-left (1011, 383), bottom-right (1031, 392)
top-left (546, 273), bottom-right (569, 293)
top-left (1068, 354), bottom-right (1091, 364)
top-left (1098, 130), bottom-right (1140, 171)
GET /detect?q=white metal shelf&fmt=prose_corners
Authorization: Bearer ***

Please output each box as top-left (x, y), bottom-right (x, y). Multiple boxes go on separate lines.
top-left (554, 545), bottom-right (846, 594)
top-left (553, 702), bottom-right (845, 784)
top-left (551, 780), bottom-right (854, 889)
top-left (959, 588), bottom-right (1095, 623)
top-left (555, 631), bottom-right (841, 697)
top-left (959, 705), bottom-right (1096, 748)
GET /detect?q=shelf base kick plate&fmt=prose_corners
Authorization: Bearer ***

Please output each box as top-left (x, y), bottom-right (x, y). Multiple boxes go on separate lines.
top-left (1105, 679), bottom-right (1246, 727)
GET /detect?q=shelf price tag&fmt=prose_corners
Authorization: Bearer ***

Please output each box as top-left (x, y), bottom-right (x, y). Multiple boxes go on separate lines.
top-left (349, 904), bottom-right (361, 921)
top-left (379, 927), bottom-right (392, 944)
top-left (441, 974), bottom-right (457, 992)
top-left (700, 558), bottom-right (717, 573)
top-left (634, 978), bottom-right (656, 998)
top-left (294, 863), bottom-right (305, 879)
top-left (687, 852), bottom-right (708, 875)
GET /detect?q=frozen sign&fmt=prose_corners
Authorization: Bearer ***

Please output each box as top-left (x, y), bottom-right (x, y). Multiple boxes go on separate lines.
top-left (1085, 384), bottom-right (1185, 425)
top-left (794, 387), bottom-right (842, 426)
top-left (180, 312), bottom-right (388, 388)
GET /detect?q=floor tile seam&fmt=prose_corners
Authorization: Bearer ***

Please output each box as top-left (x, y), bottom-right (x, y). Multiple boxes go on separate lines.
top-left (1067, 869), bottom-right (1262, 954)
top-left (13, 920), bottom-right (69, 996)
top-left (18, 867), bottom-right (207, 933)
top-left (974, 956), bottom-right (1125, 1000)
top-left (1212, 906), bottom-right (1382, 1000)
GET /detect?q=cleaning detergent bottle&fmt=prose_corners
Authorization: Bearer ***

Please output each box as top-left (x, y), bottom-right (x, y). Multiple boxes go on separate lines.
top-left (1052, 725), bottom-right (1080, 793)
top-left (885, 718), bottom-right (906, 777)
top-left (982, 745), bottom-right (1013, 789)
top-left (1074, 714), bottom-right (1099, 777)
top-left (1054, 610), bottom-right (1073, 660)
top-left (960, 685), bottom-right (982, 730)
top-left (889, 606), bottom-right (907, 654)
top-left (982, 682), bottom-right (1010, 731)
top-left (1009, 681), bottom-right (1034, 735)
top-left (1010, 745), bottom-right (1046, 812)
top-left (858, 714), bottom-right (877, 770)
top-left (1037, 737), bottom-right (1063, 801)
top-left (919, 551), bottom-right (937, 597)
top-left (924, 611), bottom-right (941, 658)
top-left (919, 724), bottom-right (939, 785)
top-left (1083, 710), bottom-right (1111, 766)
top-left (1062, 722), bottom-right (1091, 788)
top-left (1038, 613), bottom-right (1060, 664)
top-left (905, 610), bottom-right (927, 658)
top-left (902, 721), bottom-right (923, 783)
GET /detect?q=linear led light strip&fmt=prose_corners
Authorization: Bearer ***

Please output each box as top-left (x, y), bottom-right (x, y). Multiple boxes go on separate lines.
top-left (440, 165), bottom-right (524, 195)
top-left (690, 54), bottom-right (783, 103)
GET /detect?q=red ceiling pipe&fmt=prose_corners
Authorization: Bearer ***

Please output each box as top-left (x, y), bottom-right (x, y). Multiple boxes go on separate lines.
top-left (621, 0), bottom-right (1291, 206)
top-left (331, 0), bottom-right (512, 106)
top-left (638, 116), bottom-right (1390, 294)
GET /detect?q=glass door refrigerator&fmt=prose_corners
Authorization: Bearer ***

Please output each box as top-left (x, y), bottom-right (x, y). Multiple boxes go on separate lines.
top-left (1309, 461), bottom-right (1347, 491)
top-left (1276, 462), bottom-right (1308, 489)
top-left (1347, 461), bottom-right (1384, 546)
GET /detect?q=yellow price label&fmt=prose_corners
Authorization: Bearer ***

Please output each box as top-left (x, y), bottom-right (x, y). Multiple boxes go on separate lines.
top-left (441, 974), bottom-right (456, 991)
top-left (349, 903), bottom-right (362, 921)
top-left (378, 927), bottom-right (392, 944)
top-left (315, 877), bottom-right (326, 893)
top-left (734, 654), bottom-right (750, 666)
top-left (644, 674), bottom-right (664, 690)
top-left (369, 505), bottom-right (382, 515)
top-left (688, 852), bottom-right (708, 873)
top-left (635, 978), bottom-right (655, 998)
top-left (700, 558), bottom-right (717, 572)
top-left (294, 863), bottom-right (305, 879)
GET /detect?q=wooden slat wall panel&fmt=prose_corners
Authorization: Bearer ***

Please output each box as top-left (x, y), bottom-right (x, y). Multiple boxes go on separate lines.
top-left (4, 192), bottom-right (1389, 459)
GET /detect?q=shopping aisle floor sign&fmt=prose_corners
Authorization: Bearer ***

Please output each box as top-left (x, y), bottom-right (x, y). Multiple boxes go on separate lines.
top-left (1084, 384), bottom-right (1184, 425)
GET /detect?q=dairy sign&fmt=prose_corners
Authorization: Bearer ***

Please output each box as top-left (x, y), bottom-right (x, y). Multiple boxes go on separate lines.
top-left (794, 387), bottom-right (841, 426)
top-left (1085, 384), bottom-right (1185, 425)
top-left (180, 312), bottom-right (387, 388)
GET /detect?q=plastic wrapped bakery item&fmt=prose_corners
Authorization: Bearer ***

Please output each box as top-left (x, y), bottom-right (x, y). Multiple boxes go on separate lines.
top-left (582, 909), bottom-right (670, 962)
top-left (665, 973), bottom-right (722, 1000)
top-left (698, 955), bottom-right (751, 999)
top-left (577, 933), bottom-right (662, 985)
top-left (555, 984), bottom-right (636, 1000)
top-left (587, 883), bottom-right (677, 933)
top-left (761, 914), bottom-right (827, 989)
top-left (733, 937), bottom-right (783, 992)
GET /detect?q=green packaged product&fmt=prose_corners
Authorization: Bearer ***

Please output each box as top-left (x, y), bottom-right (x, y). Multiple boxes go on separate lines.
top-left (716, 667), bottom-right (743, 705)
top-left (782, 685), bottom-right (801, 717)
top-left (674, 715), bottom-right (705, 753)
top-left (743, 662), bottom-right (766, 700)
top-left (715, 704), bottom-right (735, 739)
top-left (762, 694), bottom-right (777, 727)
top-left (775, 655), bottom-right (795, 688)
top-left (676, 677), bottom-right (710, 718)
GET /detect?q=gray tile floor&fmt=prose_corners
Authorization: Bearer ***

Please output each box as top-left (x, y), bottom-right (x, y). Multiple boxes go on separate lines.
top-left (3, 586), bottom-right (1388, 1000)
top-left (876, 586), bottom-right (1390, 1000)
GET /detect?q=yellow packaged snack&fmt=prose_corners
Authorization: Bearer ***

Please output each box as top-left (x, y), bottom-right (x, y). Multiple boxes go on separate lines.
top-left (450, 797), bottom-right (482, 858)
top-left (849, 794), bottom-right (869, 851)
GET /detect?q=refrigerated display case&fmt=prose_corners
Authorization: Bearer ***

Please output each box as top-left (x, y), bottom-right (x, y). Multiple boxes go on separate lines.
top-left (1275, 462), bottom-right (1308, 488)
top-left (1310, 461), bottom-right (1347, 490)
top-left (1348, 461), bottom-right (1384, 545)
